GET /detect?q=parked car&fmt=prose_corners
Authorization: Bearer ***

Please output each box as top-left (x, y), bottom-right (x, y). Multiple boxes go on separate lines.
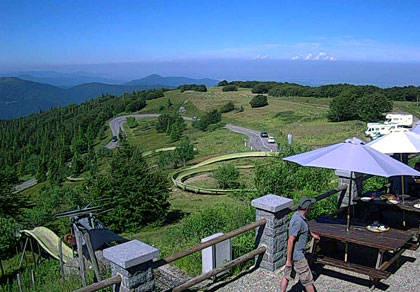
top-left (267, 136), bottom-right (276, 143)
top-left (111, 136), bottom-right (118, 142)
top-left (260, 131), bottom-right (268, 138)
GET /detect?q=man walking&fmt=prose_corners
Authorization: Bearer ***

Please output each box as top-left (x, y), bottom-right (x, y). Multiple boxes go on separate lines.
top-left (281, 197), bottom-right (320, 292)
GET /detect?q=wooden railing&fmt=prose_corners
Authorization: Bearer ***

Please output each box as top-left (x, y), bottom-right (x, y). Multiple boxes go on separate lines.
top-left (73, 184), bottom-right (348, 292)
top-left (73, 275), bottom-right (122, 292)
top-left (73, 219), bottom-right (267, 292)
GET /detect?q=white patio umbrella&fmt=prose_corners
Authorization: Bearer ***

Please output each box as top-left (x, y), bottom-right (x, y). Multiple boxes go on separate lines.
top-left (368, 130), bottom-right (420, 226)
top-left (368, 130), bottom-right (420, 198)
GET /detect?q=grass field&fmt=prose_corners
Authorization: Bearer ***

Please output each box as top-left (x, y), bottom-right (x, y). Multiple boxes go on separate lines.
top-left (124, 118), bottom-right (249, 158)
top-left (135, 87), bottom-right (369, 148)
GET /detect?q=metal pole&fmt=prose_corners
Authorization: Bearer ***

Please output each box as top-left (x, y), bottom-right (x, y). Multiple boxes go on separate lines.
top-left (74, 226), bottom-right (86, 287)
top-left (58, 239), bottom-right (64, 278)
top-left (18, 237), bottom-right (29, 270)
top-left (345, 171), bottom-right (353, 263)
top-left (84, 233), bottom-right (102, 282)
top-left (400, 153), bottom-right (406, 227)
top-left (346, 171), bottom-right (353, 232)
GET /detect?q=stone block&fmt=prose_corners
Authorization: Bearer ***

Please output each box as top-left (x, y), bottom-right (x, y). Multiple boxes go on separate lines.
top-left (251, 194), bottom-right (293, 213)
top-left (201, 233), bottom-right (232, 275)
top-left (103, 240), bottom-right (158, 269)
top-left (259, 258), bottom-right (285, 272)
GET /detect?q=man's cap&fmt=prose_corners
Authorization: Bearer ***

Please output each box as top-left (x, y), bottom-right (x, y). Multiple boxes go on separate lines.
top-left (298, 197), bottom-right (316, 209)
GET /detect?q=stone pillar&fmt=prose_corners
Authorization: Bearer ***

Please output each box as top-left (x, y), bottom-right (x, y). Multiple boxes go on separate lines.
top-left (336, 170), bottom-right (363, 208)
top-left (103, 240), bottom-right (158, 292)
top-left (251, 194), bottom-right (293, 272)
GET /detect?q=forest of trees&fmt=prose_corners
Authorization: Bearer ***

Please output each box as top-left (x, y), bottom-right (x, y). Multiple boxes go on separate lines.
top-left (0, 88), bottom-right (175, 268)
top-left (219, 80), bottom-right (420, 101)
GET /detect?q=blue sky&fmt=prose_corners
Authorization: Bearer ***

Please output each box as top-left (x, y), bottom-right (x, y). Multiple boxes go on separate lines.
top-left (1, 0), bottom-right (420, 84)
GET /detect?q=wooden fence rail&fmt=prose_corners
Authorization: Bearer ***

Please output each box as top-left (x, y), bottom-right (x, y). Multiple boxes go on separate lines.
top-left (72, 184), bottom-right (348, 292)
top-left (73, 275), bottom-right (122, 292)
top-left (152, 218), bottom-right (267, 269)
top-left (171, 246), bottom-right (267, 292)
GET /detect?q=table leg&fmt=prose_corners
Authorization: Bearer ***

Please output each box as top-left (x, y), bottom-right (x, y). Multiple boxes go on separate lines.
top-left (375, 250), bottom-right (384, 269)
top-left (309, 237), bottom-right (317, 254)
top-left (344, 242), bottom-right (348, 262)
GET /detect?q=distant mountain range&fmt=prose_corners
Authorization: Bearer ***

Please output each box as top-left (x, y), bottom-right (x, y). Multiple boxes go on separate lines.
top-left (0, 74), bottom-right (219, 119)
top-left (124, 74), bottom-right (219, 87)
top-left (0, 71), bottom-right (123, 88)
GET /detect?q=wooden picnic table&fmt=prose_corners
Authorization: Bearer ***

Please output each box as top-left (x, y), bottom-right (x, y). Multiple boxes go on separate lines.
top-left (309, 219), bottom-right (413, 289)
top-left (354, 196), bottom-right (420, 213)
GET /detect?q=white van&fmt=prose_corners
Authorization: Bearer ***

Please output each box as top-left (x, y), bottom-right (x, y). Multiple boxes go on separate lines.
top-left (365, 124), bottom-right (407, 139)
top-left (365, 123), bottom-right (390, 137)
top-left (384, 113), bottom-right (413, 127)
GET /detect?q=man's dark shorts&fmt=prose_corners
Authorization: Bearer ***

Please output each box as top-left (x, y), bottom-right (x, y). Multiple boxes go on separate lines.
top-left (283, 258), bottom-right (314, 287)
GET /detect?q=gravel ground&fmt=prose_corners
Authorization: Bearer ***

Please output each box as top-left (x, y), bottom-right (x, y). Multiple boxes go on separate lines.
top-left (203, 247), bottom-right (420, 292)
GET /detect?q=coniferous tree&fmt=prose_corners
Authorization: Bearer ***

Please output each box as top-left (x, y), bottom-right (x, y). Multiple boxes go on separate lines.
top-left (92, 140), bottom-right (170, 232)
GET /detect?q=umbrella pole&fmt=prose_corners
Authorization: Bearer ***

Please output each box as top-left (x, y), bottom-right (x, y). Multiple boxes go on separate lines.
top-left (346, 172), bottom-right (353, 232)
top-left (400, 154), bottom-right (406, 227)
top-left (345, 172), bottom-right (353, 263)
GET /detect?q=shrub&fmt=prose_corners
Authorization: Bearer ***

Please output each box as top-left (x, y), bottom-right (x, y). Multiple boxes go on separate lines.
top-left (24, 185), bottom-right (82, 234)
top-left (174, 138), bottom-right (195, 167)
top-left (252, 83), bottom-right (270, 94)
top-left (0, 217), bottom-right (18, 260)
top-left (162, 203), bottom-right (255, 275)
top-left (126, 117), bottom-right (138, 128)
top-left (222, 85), bottom-right (238, 92)
top-left (126, 98), bottom-right (146, 112)
top-left (156, 113), bottom-right (184, 134)
top-left (220, 101), bottom-right (235, 113)
top-left (218, 80), bottom-right (228, 86)
top-left (179, 84), bottom-right (207, 92)
top-left (213, 163), bottom-right (240, 189)
top-left (193, 110), bottom-right (221, 131)
top-left (249, 95), bottom-right (268, 108)
top-left (206, 121), bottom-right (226, 132)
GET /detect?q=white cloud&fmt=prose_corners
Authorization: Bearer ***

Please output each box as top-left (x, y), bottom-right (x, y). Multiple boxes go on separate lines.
top-left (314, 52), bottom-right (327, 60)
top-left (297, 52), bottom-right (336, 61)
top-left (251, 54), bottom-right (269, 60)
top-left (304, 53), bottom-right (313, 60)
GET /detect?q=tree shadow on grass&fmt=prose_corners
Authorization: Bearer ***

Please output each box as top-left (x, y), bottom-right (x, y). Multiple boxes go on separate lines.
top-left (164, 209), bottom-right (188, 225)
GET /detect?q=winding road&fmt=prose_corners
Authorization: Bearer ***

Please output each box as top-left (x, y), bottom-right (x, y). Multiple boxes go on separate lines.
top-left (106, 114), bottom-right (278, 151)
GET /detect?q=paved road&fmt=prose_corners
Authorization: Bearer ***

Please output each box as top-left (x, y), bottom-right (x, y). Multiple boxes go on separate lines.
top-left (14, 178), bottom-right (38, 193)
top-left (225, 124), bottom-right (278, 152)
top-left (106, 114), bottom-right (193, 149)
top-left (106, 114), bottom-right (278, 152)
top-left (106, 114), bottom-right (161, 149)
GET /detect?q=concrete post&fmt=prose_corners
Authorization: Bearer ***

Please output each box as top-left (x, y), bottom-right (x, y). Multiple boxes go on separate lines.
top-left (103, 240), bottom-right (158, 292)
top-left (336, 170), bottom-right (363, 208)
top-left (251, 194), bottom-right (293, 272)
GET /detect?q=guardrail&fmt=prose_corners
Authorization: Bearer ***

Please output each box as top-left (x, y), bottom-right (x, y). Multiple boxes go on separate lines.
top-left (171, 151), bottom-right (276, 195)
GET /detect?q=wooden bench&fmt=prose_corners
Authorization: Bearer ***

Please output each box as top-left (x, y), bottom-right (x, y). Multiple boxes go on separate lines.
top-left (315, 256), bottom-right (391, 279)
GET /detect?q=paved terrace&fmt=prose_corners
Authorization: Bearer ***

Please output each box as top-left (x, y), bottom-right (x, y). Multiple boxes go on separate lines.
top-left (204, 247), bottom-right (420, 292)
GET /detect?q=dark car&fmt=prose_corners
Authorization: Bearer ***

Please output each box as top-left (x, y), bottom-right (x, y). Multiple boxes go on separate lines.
top-left (111, 136), bottom-right (118, 142)
top-left (260, 131), bottom-right (268, 138)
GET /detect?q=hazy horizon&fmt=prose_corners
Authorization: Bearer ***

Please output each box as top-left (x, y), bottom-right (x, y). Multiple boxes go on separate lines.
top-left (2, 59), bottom-right (420, 87)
